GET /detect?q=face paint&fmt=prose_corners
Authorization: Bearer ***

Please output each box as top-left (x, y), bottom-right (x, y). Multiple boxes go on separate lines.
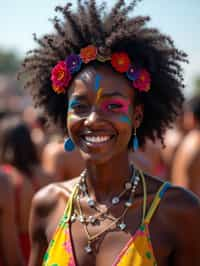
top-left (99, 98), bottom-right (130, 115)
top-left (119, 115), bottom-right (132, 125)
top-left (67, 111), bottom-right (77, 122)
top-left (94, 74), bottom-right (102, 91)
top-left (95, 87), bottom-right (103, 104)
top-left (68, 98), bottom-right (81, 111)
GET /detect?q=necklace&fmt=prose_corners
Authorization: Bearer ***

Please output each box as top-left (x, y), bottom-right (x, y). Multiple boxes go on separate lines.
top-left (79, 166), bottom-right (140, 209)
top-left (72, 166), bottom-right (140, 253)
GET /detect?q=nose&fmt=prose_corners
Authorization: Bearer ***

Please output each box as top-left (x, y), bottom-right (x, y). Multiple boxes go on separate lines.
top-left (84, 108), bottom-right (104, 127)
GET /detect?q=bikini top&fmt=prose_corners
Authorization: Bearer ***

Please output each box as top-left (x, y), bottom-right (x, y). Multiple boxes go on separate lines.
top-left (42, 173), bottom-right (171, 266)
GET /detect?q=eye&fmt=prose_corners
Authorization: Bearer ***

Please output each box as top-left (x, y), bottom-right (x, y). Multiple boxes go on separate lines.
top-left (107, 103), bottom-right (123, 110)
top-left (68, 101), bottom-right (89, 114)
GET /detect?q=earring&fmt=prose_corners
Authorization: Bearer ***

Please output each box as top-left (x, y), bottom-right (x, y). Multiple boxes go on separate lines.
top-left (133, 128), bottom-right (139, 151)
top-left (64, 137), bottom-right (75, 152)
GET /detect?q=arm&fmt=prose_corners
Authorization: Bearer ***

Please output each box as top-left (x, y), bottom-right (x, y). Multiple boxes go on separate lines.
top-left (171, 137), bottom-right (191, 188)
top-left (0, 172), bottom-right (25, 266)
top-left (28, 191), bottom-right (49, 266)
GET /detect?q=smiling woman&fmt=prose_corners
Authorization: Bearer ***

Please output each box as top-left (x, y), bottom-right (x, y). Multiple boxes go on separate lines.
top-left (19, 0), bottom-right (200, 266)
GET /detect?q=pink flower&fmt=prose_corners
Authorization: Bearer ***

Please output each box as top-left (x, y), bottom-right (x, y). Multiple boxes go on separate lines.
top-left (133, 69), bottom-right (151, 92)
top-left (51, 61), bottom-right (72, 94)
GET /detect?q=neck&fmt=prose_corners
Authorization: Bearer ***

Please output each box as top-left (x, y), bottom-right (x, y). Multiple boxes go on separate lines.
top-left (84, 151), bottom-right (133, 204)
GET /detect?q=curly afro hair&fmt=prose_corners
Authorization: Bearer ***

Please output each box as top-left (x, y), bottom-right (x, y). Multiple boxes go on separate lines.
top-left (19, 0), bottom-right (188, 147)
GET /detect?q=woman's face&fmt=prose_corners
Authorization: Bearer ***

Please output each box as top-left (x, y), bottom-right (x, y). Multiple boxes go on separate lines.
top-left (67, 65), bottom-right (138, 164)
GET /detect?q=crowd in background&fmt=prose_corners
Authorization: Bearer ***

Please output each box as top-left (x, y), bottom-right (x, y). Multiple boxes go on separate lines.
top-left (0, 94), bottom-right (199, 264)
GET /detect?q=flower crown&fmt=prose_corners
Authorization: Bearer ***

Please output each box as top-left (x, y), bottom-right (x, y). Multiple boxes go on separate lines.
top-left (51, 45), bottom-right (151, 94)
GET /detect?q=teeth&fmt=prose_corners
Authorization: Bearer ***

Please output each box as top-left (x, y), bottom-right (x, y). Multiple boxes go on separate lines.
top-left (85, 136), bottom-right (110, 143)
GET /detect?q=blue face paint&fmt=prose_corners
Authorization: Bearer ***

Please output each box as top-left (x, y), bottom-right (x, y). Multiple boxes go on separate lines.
top-left (94, 74), bottom-right (102, 91)
top-left (68, 98), bottom-right (80, 111)
top-left (119, 115), bottom-right (131, 125)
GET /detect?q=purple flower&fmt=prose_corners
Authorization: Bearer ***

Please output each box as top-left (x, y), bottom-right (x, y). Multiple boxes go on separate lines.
top-left (66, 54), bottom-right (82, 74)
top-left (126, 65), bottom-right (140, 81)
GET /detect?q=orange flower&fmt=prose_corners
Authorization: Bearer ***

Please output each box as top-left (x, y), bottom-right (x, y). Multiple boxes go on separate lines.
top-left (80, 45), bottom-right (97, 63)
top-left (111, 52), bottom-right (131, 73)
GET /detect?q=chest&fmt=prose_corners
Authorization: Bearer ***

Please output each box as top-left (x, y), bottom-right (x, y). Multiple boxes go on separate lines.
top-left (46, 203), bottom-right (173, 266)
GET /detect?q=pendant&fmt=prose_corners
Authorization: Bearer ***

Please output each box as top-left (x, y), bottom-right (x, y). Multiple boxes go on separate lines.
top-left (112, 196), bottom-right (120, 205)
top-left (125, 200), bottom-right (133, 207)
top-left (80, 183), bottom-right (87, 192)
top-left (79, 215), bottom-right (85, 223)
top-left (71, 214), bottom-right (76, 222)
top-left (88, 216), bottom-right (96, 225)
top-left (85, 243), bottom-right (92, 253)
top-left (118, 222), bottom-right (127, 230)
top-left (87, 198), bottom-right (95, 208)
top-left (125, 182), bottom-right (132, 190)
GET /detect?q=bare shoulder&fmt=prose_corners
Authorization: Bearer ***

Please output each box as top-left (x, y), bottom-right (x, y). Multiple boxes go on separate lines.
top-left (146, 174), bottom-right (200, 221)
top-left (31, 177), bottom-right (79, 219)
top-left (161, 184), bottom-right (200, 233)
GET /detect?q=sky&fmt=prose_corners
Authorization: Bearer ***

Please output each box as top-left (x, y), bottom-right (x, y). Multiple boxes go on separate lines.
top-left (0, 0), bottom-right (200, 96)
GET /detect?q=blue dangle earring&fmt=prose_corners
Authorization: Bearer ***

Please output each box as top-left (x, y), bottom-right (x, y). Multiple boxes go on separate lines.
top-left (133, 128), bottom-right (139, 151)
top-left (64, 137), bottom-right (75, 152)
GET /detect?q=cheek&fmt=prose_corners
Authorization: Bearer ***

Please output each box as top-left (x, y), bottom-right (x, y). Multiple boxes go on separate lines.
top-left (118, 115), bottom-right (132, 125)
top-left (66, 112), bottom-right (82, 135)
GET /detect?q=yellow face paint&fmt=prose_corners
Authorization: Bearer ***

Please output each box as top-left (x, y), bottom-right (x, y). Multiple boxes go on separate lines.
top-left (95, 87), bottom-right (103, 104)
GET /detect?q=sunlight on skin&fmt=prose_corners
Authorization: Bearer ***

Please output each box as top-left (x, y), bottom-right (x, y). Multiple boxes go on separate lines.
top-left (67, 111), bottom-right (77, 122)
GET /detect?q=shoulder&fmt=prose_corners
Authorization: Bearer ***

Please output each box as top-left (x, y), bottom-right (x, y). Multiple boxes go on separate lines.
top-left (160, 184), bottom-right (200, 235)
top-left (145, 175), bottom-right (200, 220)
top-left (29, 178), bottom-right (79, 242)
top-left (31, 177), bottom-right (79, 219)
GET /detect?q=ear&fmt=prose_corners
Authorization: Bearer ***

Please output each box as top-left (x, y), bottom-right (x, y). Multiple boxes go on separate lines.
top-left (132, 104), bottom-right (144, 128)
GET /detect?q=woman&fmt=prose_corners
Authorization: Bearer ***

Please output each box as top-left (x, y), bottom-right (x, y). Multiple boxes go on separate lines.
top-left (0, 116), bottom-right (51, 265)
top-left (20, 1), bottom-right (200, 265)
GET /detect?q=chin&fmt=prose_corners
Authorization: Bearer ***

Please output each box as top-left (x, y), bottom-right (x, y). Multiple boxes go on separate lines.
top-left (80, 151), bottom-right (114, 165)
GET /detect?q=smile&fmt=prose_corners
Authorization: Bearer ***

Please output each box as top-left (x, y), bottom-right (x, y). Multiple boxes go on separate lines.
top-left (84, 135), bottom-right (111, 143)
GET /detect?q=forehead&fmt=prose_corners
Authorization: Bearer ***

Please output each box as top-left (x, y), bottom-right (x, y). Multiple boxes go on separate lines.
top-left (68, 65), bottom-right (134, 99)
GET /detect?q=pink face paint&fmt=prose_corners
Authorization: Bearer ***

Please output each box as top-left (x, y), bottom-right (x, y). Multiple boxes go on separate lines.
top-left (99, 98), bottom-right (130, 114)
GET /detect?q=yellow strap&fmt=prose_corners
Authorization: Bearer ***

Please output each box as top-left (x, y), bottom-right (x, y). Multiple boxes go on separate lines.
top-left (144, 182), bottom-right (169, 224)
top-left (64, 184), bottom-right (79, 222)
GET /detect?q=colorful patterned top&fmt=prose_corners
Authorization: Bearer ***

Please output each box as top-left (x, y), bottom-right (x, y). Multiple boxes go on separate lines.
top-left (42, 174), bottom-right (171, 266)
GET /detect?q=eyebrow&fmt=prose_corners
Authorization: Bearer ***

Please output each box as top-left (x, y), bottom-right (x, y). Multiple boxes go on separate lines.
top-left (100, 92), bottom-right (128, 99)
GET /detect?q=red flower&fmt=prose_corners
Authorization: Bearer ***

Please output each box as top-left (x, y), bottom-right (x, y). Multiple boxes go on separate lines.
top-left (51, 61), bottom-right (72, 94)
top-left (80, 45), bottom-right (97, 63)
top-left (111, 52), bottom-right (131, 73)
top-left (133, 69), bottom-right (151, 92)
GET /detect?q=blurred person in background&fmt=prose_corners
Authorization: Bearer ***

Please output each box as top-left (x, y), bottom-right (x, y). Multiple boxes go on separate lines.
top-left (22, 107), bottom-right (48, 160)
top-left (42, 140), bottom-right (85, 181)
top-left (129, 139), bottom-right (167, 180)
top-left (160, 98), bottom-right (198, 180)
top-left (0, 169), bottom-right (24, 266)
top-left (0, 115), bottom-right (51, 265)
top-left (171, 95), bottom-right (200, 197)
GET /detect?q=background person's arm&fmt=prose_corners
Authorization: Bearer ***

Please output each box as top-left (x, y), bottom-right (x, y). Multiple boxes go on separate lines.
top-left (0, 172), bottom-right (25, 266)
